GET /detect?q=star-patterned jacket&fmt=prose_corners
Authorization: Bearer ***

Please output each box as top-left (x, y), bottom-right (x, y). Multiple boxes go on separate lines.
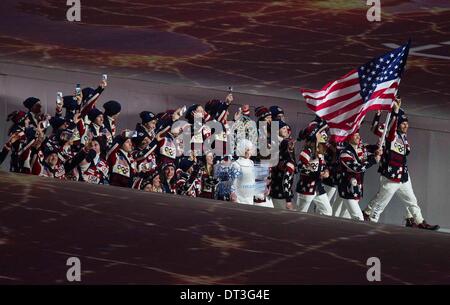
top-left (370, 111), bottom-right (411, 182)
top-left (337, 142), bottom-right (377, 200)
top-left (4, 126), bottom-right (30, 172)
top-left (296, 147), bottom-right (327, 196)
top-left (270, 159), bottom-right (295, 202)
top-left (199, 164), bottom-right (218, 199)
top-left (322, 142), bottom-right (344, 188)
top-left (175, 168), bottom-right (202, 197)
top-left (379, 112), bottom-right (411, 183)
top-left (131, 140), bottom-right (158, 189)
top-left (133, 140), bottom-right (158, 175)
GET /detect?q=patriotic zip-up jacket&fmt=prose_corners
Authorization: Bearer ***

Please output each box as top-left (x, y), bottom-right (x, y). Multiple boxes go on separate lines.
top-left (337, 142), bottom-right (377, 200)
top-left (199, 164), bottom-right (217, 199)
top-left (18, 131), bottom-right (46, 174)
top-left (322, 143), bottom-right (344, 188)
top-left (131, 140), bottom-right (158, 189)
top-left (107, 145), bottom-right (137, 188)
top-left (175, 168), bottom-right (202, 197)
top-left (2, 126), bottom-right (29, 172)
top-left (75, 149), bottom-right (109, 185)
top-left (157, 133), bottom-right (177, 166)
top-left (82, 123), bottom-right (112, 149)
top-left (133, 140), bottom-right (158, 174)
top-left (296, 147), bottom-right (326, 196)
top-left (270, 158), bottom-right (295, 202)
top-left (38, 137), bottom-right (81, 181)
top-left (31, 141), bottom-right (88, 181)
top-left (31, 150), bottom-right (66, 179)
top-left (81, 157), bottom-right (109, 185)
top-left (31, 160), bottom-right (66, 179)
top-left (379, 112), bottom-right (410, 183)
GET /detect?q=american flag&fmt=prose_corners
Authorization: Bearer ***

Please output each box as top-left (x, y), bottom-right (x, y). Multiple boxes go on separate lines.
top-left (301, 41), bottom-right (410, 142)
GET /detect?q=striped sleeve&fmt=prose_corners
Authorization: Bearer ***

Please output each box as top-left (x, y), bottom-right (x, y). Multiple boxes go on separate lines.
top-left (298, 149), bottom-right (311, 166)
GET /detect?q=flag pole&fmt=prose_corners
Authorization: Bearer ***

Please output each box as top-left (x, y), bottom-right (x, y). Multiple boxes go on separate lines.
top-left (378, 86), bottom-right (399, 149)
top-left (378, 112), bottom-right (391, 149)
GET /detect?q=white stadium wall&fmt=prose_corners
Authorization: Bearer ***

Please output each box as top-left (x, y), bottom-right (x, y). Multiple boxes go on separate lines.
top-left (1, 62), bottom-right (449, 228)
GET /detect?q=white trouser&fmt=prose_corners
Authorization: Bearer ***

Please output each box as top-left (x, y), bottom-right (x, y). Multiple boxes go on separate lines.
top-left (324, 185), bottom-right (350, 219)
top-left (296, 192), bottom-right (332, 216)
top-left (324, 185), bottom-right (337, 205)
top-left (342, 199), bottom-right (364, 221)
top-left (367, 175), bottom-right (424, 224)
top-left (364, 176), bottom-right (414, 219)
top-left (331, 197), bottom-right (351, 219)
top-left (272, 198), bottom-right (287, 209)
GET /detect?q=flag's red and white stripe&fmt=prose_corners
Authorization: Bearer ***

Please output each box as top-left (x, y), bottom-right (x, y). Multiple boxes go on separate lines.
top-left (301, 70), bottom-right (396, 142)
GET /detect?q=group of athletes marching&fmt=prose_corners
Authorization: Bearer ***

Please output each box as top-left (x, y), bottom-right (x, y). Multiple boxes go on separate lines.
top-left (295, 98), bottom-right (438, 230)
top-left (0, 77), bottom-right (439, 230)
